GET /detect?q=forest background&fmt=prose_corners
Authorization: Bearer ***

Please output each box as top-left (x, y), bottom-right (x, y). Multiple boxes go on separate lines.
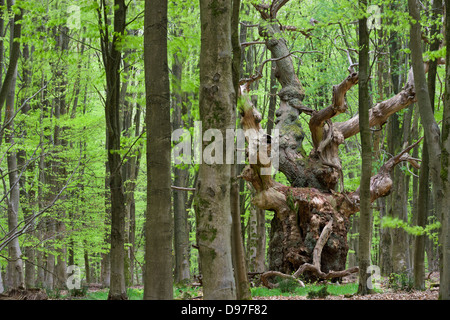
top-left (0, 0), bottom-right (448, 301)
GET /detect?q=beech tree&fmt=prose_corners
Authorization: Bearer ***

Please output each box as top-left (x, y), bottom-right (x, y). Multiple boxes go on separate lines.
top-left (408, 0), bottom-right (449, 300)
top-left (3, 0), bottom-right (23, 290)
top-left (441, 0), bottom-right (450, 299)
top-left (97, 0), bottom-right (128, 300)
top-left (357, 0), bottom-right (371, 295)
top-left (144, 0), bottom-right (173, 300)
top-left (194, 0), bottom-right (237, 300)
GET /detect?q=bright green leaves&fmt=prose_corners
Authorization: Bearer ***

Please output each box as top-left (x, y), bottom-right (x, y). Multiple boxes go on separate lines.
top-left (381, 216), bottom-right (441, 244)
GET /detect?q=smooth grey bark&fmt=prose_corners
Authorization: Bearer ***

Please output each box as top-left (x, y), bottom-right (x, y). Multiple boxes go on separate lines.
top-left (390, 105), bottom-right (413, 275)
top-left (143, 0), bottom-right (173, 300)
top-left (194, 0), bottom-right (237, 300)
top-left (172, 48), bottom-right (191, 285)
top-left (247, 203), bottom-right (266, 273)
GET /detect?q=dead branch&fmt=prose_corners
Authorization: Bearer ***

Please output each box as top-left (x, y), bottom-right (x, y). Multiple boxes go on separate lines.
top-left (309, 71), bottom-right (359, 150)
top-left (239, 50), bottom-right (322, 89)
top-left (171, 185), bottom-right (196, 192)
top-left (336, 60), bottom-right (444, 140)
top-left (240, 22), bottom-right (259, 28)
top-left (241, 41), bottom-right (266, 48)
top-left (260, 218), bottom-right (358, 288)
top-left (292, 218), bottom-right (358, 280)
top-left (270, 0), bottom-right (291, 18)
top-left (281, 21), bottom-right (341, 39)
top-left (348, 138), bottom-right (424, 206)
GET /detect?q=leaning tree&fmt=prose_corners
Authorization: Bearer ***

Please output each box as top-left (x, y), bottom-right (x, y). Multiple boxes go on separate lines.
top-left (238, 1), bottom-right (438, 284)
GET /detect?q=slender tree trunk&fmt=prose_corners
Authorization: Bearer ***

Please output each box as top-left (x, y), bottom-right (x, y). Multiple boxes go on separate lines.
top-left (4, 0), bottom-right (23, 290)
top-left (231, 0), bottom-right (251, 300)
top-left (18, 41), bottom-right (35, 290)
top-left (267, 59), bottom-right (278, 136)
top-left (357, 0), bottom-right (372, 295)
top-left (408, 0), bottom-right (446, 298)
top-left (172, 48), bottom-right (191, 284)
top-left (143, 0), bottom-right (173, 300)
top-left (247, 203), bottom-right (266, 273)
top-left (101, 159), bottom-right (111, 289)
top-left (439, 0), bottom-right (450, 300)
top-left (98, 0), bottom-right (128, 300)
top-left (414, 0), bottom-right (442, 290)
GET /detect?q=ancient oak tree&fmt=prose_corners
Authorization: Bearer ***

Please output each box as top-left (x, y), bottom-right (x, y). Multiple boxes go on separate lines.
top-left (239, 1), bottom-right (428, 283)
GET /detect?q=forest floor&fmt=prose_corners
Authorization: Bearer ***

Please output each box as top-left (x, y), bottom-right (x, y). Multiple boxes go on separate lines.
top-left (252, 288), bottom-right (439, 300)
top-left (252, 272), bottom-right (440, 300)
top-left (52, 272), bottom-right (440, 300)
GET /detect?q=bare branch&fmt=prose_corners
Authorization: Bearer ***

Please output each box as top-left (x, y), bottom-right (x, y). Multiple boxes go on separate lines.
top-left (171, 186), bottom-right (196, 192)
top-left (239, 50), bottom-right (322, 89)
top-left (0, 150), bottom-right (83, 252)
top-left (240, 41), bottom-right (266, 48)
top-left (270, 0), bottom-right (290, 18)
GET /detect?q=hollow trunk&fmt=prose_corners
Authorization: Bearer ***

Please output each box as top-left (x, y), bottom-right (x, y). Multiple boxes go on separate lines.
top-left (238, 1), bottom-right (429, 282)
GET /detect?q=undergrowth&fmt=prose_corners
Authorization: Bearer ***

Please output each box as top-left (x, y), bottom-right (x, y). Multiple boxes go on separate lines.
top-left (55, 281), bottom-right (372, 300)
top-left (250, 282), bottom-right (360, 298)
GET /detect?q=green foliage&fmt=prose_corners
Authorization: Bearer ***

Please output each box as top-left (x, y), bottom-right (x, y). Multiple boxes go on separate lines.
top-left (69, 284), bottom-right (89, 298)
top-left (381, 216), bottom-right (441, 244)
top-left (45, 288), bottom-right (63, 300)
top-left (174, 284), bottom-right (201, 300)
top-left (0, 0), bottom-right (446, 295)
top-left (276, 276), bottom-right (301, 293)
top-left (286, 191), bottom-right (299, 213)
top-left (388, 272), bottom-right (414, 292)
top-left (307, 286), bottom-right (330, 299)
top-left (250, 282), bottom-right (358, 298)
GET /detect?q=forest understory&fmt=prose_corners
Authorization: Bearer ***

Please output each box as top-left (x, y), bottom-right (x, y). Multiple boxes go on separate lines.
top-left (1, 272), bottom-right (438, 300)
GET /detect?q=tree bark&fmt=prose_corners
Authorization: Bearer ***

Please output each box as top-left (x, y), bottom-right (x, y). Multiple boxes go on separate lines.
top-left (414, 0), bottom-right (442, 291)
top-left (194, 0), bottom-right (237, 300)
top-left (440, 0), bottom-right (450, 300)
top-left (98, 0), bottom-right (128, 300)
top-left (357, 0), bottom-right (372, 295)
top-left (19, 42), bottom-right (35, 289)
top-left (239, 0), bottom-right (427, 281)
top-left (408, 0), bottom-right (448, 299)
top-left (231, 0), bottom-right (251, 300)
top-left (4, 0), bottom-right (23, 290)
top-left (143, 0), bottom-right (173, 300)
top-left (171, 43), bottom-right (191, 285)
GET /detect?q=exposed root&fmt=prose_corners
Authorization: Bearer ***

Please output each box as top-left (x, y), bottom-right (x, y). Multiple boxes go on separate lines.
top-left (261, 218), bottom-right (358, 288)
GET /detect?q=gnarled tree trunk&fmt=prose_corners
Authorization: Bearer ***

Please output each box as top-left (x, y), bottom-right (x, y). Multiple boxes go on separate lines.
top-left (240, 1), bottom-right (431, 281)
